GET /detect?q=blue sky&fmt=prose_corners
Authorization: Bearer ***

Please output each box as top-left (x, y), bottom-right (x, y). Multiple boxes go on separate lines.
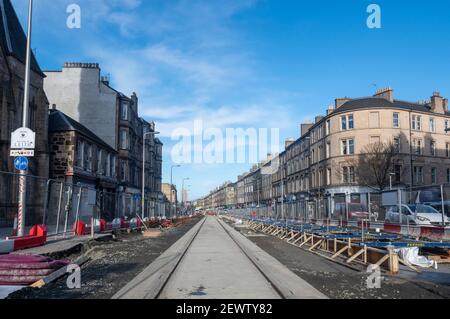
top-left (14, 0), bottom-right (450, 200)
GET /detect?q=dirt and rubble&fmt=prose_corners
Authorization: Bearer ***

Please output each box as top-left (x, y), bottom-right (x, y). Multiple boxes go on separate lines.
top-left (237, 225), bottom-right (450, 299)
top-left (7, 217), bottom-right (203, 299)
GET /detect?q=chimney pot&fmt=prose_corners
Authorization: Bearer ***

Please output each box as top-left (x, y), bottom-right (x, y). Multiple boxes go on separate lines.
top-left (373, 87), bottom-right (394, 102)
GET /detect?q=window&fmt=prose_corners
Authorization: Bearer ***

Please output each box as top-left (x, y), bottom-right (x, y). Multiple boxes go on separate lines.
top-left (412, 115), bottom-right (422, 131)
top-left (341, 116), bottom-right (347, 130)
top-left (327, 168), bottom-right (332, 185)
top-left (446, 120), bottom-right (449, 133)
top-left (393, 112), bottom-right (400, 128)
top-left (97, 149), bottom-right (103, 174)
top-left (106, 153), bottom-right (111, 177)
top-left (120, 101), bottom-right (129, 120)
top-left (447, 143), bottom-right (450, 158)
top-left (326, 142), bottom-right (331, 159)
top-left (414, 166), bottom-right (424, 184)
top-left (326, 120), bottom-right (331, 135)
top-left (413, 139), bottom-right (422, 155)
top-left (341, 139), bottom-right (355, 155)
top-left (348, 115), bottom-right (354, 129)
top-left (84, 143), bottom-right (92, 172)
top-left (120, 129), bottom-right (128, 150)
top-left (430, 117), bottom-right (435, 133)
top-left (394, 137), bottom-right (401, 153)
top-left (394, 165), bottom-right (402, 182)
top-left (76, 140), bottom-right (84, 168)
top-left (343, 166), bottom-right (355, 184)
top-left (430, 141), bottom-right (436, 157)
top-left (447, 169), bottom-right (450, 183)
top-left (431, 168), bottom-right (437, 184)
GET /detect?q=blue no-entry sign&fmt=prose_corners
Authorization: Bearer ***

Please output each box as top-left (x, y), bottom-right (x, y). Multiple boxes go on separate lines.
top-left (14, 157), bottom-right (29, 171)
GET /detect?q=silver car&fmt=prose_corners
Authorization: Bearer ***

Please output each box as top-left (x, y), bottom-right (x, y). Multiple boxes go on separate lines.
top-left (385, 204), bottom-right (450, 226)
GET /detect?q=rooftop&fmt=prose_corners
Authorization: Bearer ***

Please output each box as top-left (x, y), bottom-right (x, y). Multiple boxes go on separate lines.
top-left (0, 0), bottom-right (43, 76)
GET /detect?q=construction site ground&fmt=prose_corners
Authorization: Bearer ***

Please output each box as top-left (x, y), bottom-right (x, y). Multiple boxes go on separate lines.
top-left (234, 222), bottom-right (450, 299)
top-left (5, 216), bottom-right (450, 299)
top-left (6, 217), bottom-right (203, 299)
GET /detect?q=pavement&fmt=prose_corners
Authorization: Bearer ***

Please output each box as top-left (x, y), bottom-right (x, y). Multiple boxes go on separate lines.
top-left (14, 233), bottom-right (112, 258)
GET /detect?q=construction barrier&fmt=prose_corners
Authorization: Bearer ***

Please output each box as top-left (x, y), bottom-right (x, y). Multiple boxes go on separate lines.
top-left (0, 225), bottom-right (47, 254)
top-left (305, 219), bottom-right (450, 241)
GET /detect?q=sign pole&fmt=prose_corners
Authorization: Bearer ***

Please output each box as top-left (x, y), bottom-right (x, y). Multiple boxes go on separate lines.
top-left (17, 0), bottom-right (33, 237)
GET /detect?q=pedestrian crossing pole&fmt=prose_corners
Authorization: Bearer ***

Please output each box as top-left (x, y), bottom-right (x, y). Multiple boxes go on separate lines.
top-left (17, 0), bottom-right (33, 237)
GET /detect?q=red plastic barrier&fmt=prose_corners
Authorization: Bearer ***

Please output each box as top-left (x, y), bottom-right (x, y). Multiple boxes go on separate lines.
top-left (12, 225), bottom-right (47, 251)
top-left (73, 220), bottom-right (86, 236)
top-left (384, 223), bottom-right (402, 233)
top-left (420, 226), bottom-right (445, 241)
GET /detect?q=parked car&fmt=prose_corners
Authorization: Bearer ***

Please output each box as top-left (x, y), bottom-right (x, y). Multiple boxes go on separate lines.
top-left (334, 203), bottom-right (370, 220)
top-left (385, 204), bottom-right (450, 226)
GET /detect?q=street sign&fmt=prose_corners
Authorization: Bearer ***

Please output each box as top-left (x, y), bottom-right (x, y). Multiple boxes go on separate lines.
top-left (14, 157), bottom-right (29, 171)
top-left (10, 127), bottom-right (36, 150)
top-left (10, 150), bottom-right (34, 157)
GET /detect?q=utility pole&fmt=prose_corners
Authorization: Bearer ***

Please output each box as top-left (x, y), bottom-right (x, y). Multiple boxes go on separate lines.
top-left (170, 165), bottom-right (181, 217)
top-left (142, 130), bottom-right (160, 219)
top-left (17, 0), bottom-right (33, 237)
top-left (182, 177), bottom-right (190, 208)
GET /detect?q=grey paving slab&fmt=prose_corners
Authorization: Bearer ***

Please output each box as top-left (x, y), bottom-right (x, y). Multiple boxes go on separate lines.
top-left (158, 217), bottom-right (281, 299)
top-left (218, 218), bottom-right (328, 299)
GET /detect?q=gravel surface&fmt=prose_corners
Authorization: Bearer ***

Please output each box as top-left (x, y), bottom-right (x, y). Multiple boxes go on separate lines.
top-left (7, 217), bottom-right (203, 299)
top-left (242, 228), bottom-right (450, 299)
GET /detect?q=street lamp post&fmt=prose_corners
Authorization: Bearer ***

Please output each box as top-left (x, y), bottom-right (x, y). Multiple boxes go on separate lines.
top-left (182, 177), bottom-right (190, 213)
top-left (142, 130), bottom-right (160, 219)
top-left (17, 0), bottom-right (33, 237)
top-left (170, 165), bottom-right (181, 217)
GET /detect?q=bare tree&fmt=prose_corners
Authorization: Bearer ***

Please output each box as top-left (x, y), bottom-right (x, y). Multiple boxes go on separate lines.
top-left (345, 141), bottom-right (397, 191)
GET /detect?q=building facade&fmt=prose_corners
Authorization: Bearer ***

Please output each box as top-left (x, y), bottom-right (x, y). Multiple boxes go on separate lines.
top-left (44, 63), bottom-right (163, 218)
top-left (202, 88), bottom-right (450, 216)
top-left (0, 0), bottom-right (49, 227)
top-left (48, 109), bottom-right (118, 222)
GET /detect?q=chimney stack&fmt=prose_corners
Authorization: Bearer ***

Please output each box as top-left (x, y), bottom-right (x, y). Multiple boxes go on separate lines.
top-left (285, 138), bottom-right (295, 149)
top-left (326, 105), bottom-right (334, 115)
top-left (430, 91), bottom-right (445, 114)
top-left (374, 87), bottom-right (394, 102)
top-left (300, 123), bottom-right (313, 137)
top-left (315, 115), bottom-right (324, 124)
top-left (335, 98), bottom-right (352, 109)
top-left (444, 98), bottom-right (449, 113)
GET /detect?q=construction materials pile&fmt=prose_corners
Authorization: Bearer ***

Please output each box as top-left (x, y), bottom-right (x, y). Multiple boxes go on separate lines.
top-left (0, 254), bottom-right (69, 286)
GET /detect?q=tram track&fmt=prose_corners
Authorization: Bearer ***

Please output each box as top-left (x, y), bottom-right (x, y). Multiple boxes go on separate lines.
top-left (113, 216), bottom-right (326, 299)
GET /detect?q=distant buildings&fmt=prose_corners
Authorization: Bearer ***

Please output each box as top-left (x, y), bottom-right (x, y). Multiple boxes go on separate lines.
top-left (201, 88), bottom-right (450, 215)
top-left (162, 183), bottom-right (177, 210)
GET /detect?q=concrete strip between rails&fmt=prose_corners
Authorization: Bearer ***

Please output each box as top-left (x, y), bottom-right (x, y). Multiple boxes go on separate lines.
top-left (217, 218), bottom-right (328, 299)
top-left (112, 218), bottom-right (206, 299)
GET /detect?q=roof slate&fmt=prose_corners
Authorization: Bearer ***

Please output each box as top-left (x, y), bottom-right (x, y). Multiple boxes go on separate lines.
top-left (0, 0), bottom-right (43, 75)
